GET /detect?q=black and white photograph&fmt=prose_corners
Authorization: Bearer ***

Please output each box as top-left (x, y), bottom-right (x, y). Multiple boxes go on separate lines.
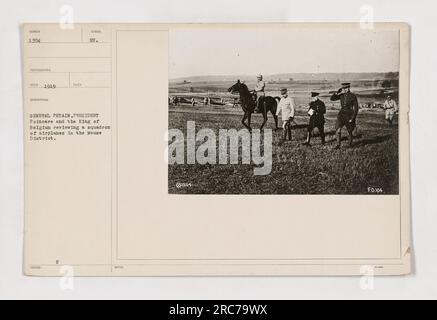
top-left (168, 26), bottom-right (401, 195)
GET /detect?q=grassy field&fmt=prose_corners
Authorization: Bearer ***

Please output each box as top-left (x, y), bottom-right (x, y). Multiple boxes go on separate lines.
top-left (168, 105), bottom-right (399, 195)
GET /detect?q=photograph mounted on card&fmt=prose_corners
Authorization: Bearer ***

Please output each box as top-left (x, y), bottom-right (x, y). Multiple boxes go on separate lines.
top-left (23, 23), bottom-right (411, 276)
top-left (167, 26), bottom-right (401, 195)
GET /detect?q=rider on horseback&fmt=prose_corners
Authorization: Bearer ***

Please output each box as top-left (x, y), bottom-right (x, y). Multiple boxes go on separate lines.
top-left (253, 74), bottom-right (265, 113)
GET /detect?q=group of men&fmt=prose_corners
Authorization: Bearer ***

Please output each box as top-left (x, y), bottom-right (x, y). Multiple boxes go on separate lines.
top-left (253, 75), bottom-right (398, 148)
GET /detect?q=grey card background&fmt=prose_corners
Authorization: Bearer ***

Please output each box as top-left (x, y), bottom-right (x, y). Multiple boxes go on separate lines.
top-left (1, 0), bottom-right (436, 299)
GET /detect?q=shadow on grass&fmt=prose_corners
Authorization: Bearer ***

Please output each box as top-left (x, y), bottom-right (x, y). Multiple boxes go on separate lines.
top-left (354, 134), bottom-right (393, 147)
top-left (322, 133), bottom-right (392, 147)
top-left (290, 124), bottom-right (308, 130)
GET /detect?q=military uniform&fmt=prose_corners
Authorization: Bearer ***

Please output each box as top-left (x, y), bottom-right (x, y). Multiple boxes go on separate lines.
top-left (254, 78), bottom-right (266, 112)
top-left (277, 89), bottom-right (294, 144)
top-left (330, 91), bottom-right (359, 132)
top-left (306, 97), bottom-right (326, 144)
top-left (384, 99), bottom-right (398, 122)
top-left (330, 83), bottom-right (359, 148)
top-left (276, 96), bottom-right (295, 124)
top-left (308, 99), bottom-right (326, 130)
top-left (254, 80), bottom-right (266, 96)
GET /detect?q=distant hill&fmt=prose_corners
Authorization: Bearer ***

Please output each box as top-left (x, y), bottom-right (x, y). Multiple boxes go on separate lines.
top-left (170, 72), bottom-right (399, 83)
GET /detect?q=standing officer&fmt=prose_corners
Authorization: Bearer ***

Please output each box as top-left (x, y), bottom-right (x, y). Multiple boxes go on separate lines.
top-left (330, 82), bottom-right (359, 149)
top-left (383, 94), bottom-right (398, 126)
top-left (303, 92), bottom-right (326, 146)
top-left (276, 88), bottom-right (295, 145)
top-left (254, 74), bottom-right (266, 113)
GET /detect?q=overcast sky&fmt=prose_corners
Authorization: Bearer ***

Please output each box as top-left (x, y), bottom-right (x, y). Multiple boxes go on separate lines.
top-left (169, 27), bottom-right (400, 79)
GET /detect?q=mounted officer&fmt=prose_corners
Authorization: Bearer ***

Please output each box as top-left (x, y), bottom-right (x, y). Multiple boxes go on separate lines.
top-left (253, 74), bottom-right (266, 113)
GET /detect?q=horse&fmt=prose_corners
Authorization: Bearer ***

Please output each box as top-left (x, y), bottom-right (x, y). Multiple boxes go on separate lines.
top-left (228, 80), bottom-right (279, 131)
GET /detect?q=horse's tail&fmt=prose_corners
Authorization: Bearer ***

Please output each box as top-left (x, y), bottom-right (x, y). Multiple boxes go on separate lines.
top-left (270, 96), bottom-right (280, 115)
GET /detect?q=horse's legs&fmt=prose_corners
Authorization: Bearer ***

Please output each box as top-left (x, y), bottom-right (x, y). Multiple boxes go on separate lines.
top-left (241, 112), bottom-right (249, 130)
top-left (260, 107), bottom-right (268, 130)
top-left (270, 106), bottom-right (280, 130)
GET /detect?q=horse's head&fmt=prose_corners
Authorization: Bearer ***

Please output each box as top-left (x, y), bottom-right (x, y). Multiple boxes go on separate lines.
top-left (228, 80), bottom-right (244, 94)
